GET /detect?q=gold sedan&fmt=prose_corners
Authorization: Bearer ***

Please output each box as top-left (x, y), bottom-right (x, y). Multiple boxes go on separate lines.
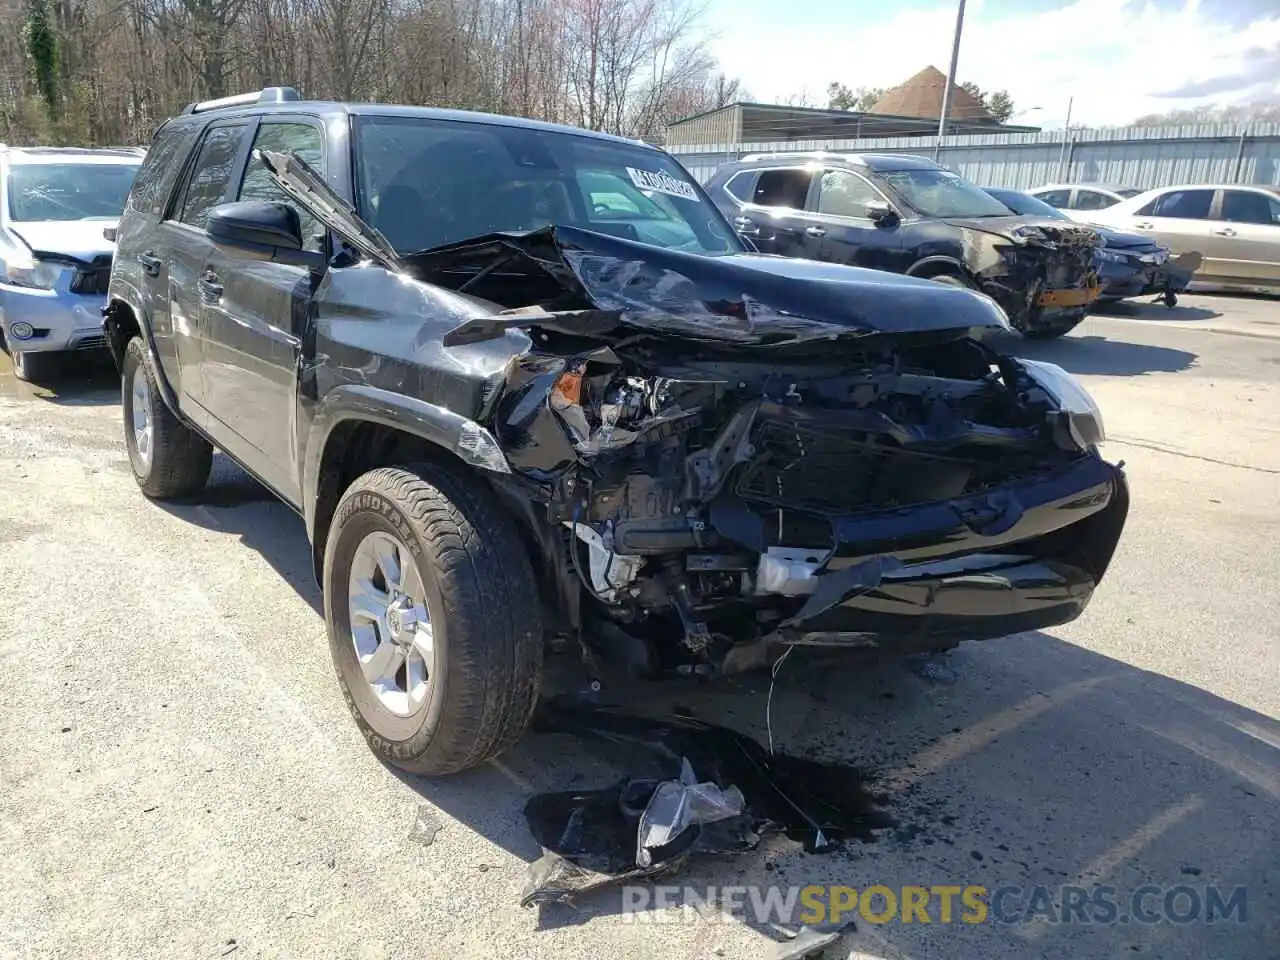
top-left (1084, 184), bottom-right (1280, 292)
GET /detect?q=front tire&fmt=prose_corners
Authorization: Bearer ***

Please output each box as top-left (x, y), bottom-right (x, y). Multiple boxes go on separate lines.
top-left (12, 349), bottom-right (60, 383)
top-left (1020, 311), bottom-right (1085, 340)
top-left (121, 337), bottom-right (213, 498)
top-left (323, 463), bottom-right (543, 776)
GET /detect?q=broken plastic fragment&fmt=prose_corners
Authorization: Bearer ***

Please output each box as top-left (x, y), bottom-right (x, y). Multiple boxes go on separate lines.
top-left (635, 765), bottom-right (746, 868)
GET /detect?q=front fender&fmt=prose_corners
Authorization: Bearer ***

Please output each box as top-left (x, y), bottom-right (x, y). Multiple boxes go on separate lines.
top-left (103, 292), bottom-right (182, 419)
top-left (301, 383), bottom-right (511, 539)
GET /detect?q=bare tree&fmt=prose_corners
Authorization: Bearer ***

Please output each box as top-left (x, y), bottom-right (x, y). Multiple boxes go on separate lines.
top-left (0, 0), bottom-right (741, 145)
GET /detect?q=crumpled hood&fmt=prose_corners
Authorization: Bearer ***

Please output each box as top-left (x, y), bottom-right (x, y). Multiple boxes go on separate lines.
top-left (7, 219), bottom-right (118, 262)
top-left (1091, 226), bottom-right (1160, 251)
top-left (419, 225), bottom-right (1012, 348)
top-left (940, 214), bottom-right (1100, 248)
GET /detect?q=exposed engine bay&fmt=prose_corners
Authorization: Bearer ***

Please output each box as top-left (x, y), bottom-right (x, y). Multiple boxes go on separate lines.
top-left (966, 221), bottom-right (1103, 334)
top-left (480, 329), bottom-right (1124, 679)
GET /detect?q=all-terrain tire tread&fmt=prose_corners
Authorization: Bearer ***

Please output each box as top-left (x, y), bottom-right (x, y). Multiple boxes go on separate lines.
top-left (328, 463), bottom-right (542, 776)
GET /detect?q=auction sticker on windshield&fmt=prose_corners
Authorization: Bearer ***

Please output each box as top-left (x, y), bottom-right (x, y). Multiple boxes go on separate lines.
top-left (626, 167), bottom-right (698, 201)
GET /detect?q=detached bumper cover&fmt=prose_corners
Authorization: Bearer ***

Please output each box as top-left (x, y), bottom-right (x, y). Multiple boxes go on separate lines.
top-left (760, 456), bottom-right (1129, 645)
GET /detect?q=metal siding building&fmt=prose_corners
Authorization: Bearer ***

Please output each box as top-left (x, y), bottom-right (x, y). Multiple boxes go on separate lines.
top-left (668, 123), bottom-right (1280, 190)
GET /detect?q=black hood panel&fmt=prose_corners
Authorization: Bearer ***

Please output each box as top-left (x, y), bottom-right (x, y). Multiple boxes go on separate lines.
top-left (415, 225), bottom-right (1011, 348)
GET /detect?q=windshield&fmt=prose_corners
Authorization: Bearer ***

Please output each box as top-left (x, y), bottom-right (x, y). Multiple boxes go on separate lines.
top-left (6, 163), bottom-right (141, 222)
top-left (353, 116), bottom-right (739, 256)
top-left (880, 168), bottom-right (1013, 219)
top-left (984, 189), bottom-right (1068, 220)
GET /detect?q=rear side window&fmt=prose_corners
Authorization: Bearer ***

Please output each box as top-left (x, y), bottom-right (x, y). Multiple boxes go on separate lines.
top-left (1219, 190), bottom-right (1280, 225)
top-left (1034, 189), bottom-right (1071, 208)
top-left (237, 122), bottom-right (326, 251)
top-left (753, 169), bottom-right (813, 209)
top-left (175, 123), bottom-right (250, 229)
top-left (1141, 189), bottom-right (1213, 219)
top-left (1073, 189), bottom-right (1116, 211)
top-left (128, 124), bottom-right (197, 216)
top-left (724, 171), bottom-right (756, 203)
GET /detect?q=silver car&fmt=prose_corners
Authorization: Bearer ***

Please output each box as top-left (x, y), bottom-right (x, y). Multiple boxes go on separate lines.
top-left (0, 146), bottom-right (143, 381)
top-left (1086, 184), bottom-right (1280, 293)
top-left (1028, 183), bottom-right (1144, 214)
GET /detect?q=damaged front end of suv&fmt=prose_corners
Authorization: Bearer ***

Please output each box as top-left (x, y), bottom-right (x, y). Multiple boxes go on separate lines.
top-left (962, 219), bottom-right (1103, 339)
top-left (267, 150), bottom-right (1130, 683)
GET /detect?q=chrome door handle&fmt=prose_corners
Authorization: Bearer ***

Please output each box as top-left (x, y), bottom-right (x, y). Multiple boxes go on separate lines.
top-left (1133, 222), bottom-right (1153, 230)
top-left (137, 251), bottom-right (161, 276)
top-left (1212, 227), bottom-right (1237, 237)
top-left (197, 270), bottom-right (223, 302)
top-left (804, 226), bottom-right (827, 238)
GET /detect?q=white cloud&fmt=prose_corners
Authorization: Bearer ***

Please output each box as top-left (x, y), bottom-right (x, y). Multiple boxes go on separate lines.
top-left (707, 0), bottom-right (1280, 128)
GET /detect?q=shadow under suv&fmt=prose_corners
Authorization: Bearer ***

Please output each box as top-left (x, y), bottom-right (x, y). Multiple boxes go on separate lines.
top-left (706, 152), bottom-right (1103, 339)
top-left (105, 88), bottom-right (1128, 777)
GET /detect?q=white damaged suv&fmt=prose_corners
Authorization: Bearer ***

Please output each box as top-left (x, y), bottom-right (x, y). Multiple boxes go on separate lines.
top-left (0, 145), bottom-right (143, 381)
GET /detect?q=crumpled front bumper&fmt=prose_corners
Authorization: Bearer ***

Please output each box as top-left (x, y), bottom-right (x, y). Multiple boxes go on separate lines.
top-left (759, 455), bottom-right (1129, 647)
top-left (0, 284), bottom-right (109, 353)
top-left (1097, 251), bottom-right (1200, 301)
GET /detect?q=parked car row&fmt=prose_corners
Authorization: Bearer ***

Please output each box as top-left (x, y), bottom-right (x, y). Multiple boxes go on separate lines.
top-left (1029, 178), bottom-right (1280, 293)
top-left (704, 152), bottom-right (1201, 340)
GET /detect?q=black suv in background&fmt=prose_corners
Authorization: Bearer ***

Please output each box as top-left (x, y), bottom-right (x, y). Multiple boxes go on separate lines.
top-left (105, 89), bottom-right (1128, 777)
top-left (706, 152), bottom-right (1103, 339)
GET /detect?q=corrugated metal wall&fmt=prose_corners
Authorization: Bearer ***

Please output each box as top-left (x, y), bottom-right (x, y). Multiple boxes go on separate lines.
top-left (669, 122), bottom-right (1280, 189)
top-left (664, 105), bottom-right (743, 147)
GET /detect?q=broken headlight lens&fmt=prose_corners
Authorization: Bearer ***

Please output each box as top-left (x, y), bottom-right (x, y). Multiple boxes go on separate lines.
top-left (1017, 358), bottom-right (1106, 449)
top-left (1095, 248), bottom-right (1129, 264)
top-left (456, 421), bottom-right (512, 474)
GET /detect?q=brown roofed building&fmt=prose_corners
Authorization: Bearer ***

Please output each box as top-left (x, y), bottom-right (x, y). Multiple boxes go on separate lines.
top-left (869, 65), bottom-right (995, 123)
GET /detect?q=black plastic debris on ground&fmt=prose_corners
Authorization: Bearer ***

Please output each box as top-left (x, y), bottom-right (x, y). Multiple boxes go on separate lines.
top-left (521, 702), bottom-right (893, 907)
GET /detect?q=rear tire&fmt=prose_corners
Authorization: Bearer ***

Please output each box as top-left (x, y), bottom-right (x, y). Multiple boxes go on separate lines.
top-left (121, 337), bottom-right (213, 498)
top-left (323, 463), bottom-right (543, 776)
top-left (12, 350), bottom-right (60, 383)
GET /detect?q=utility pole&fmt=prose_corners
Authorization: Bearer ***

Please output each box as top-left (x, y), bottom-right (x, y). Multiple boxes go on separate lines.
top-left (936, 0), bottom-right (968, 148)
top-left (1057, 96), bottom-right (1074, 181)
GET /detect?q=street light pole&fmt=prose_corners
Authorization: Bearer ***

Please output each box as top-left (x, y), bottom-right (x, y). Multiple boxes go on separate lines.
top-left (936, 0), bottom-right (968, 147)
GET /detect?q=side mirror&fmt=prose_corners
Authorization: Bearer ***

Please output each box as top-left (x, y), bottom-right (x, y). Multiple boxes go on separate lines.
top-left (207, 201), bottom-right (318, 266)
top-left (865, 199), bottom-right (897, 225)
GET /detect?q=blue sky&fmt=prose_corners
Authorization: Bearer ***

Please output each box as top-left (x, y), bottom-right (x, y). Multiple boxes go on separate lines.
top-left (704, 0), bottom-right (1280, 128)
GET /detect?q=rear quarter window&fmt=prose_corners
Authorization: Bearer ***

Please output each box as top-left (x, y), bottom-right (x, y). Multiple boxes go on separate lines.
top-left (128, 122), bottom-right (198, 217)
top-left (723, 171), bottom-right (756, 203)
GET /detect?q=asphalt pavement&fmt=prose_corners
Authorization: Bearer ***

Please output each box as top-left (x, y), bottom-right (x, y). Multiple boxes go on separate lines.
top-left (0, 293), bottom-right (1277, 960)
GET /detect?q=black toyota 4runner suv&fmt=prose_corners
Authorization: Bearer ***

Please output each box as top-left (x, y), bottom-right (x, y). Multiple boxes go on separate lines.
top-left (105, 88), bottom-right (1129, 776)
top-left (706, 153), bottom-right (1103, 339)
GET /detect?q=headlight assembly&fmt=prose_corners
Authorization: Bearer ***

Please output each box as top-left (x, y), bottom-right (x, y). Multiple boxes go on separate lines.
top-left (1017, 357), bottom-right (1106, 450)
top-left (0, 256), bottom-right (72, 290)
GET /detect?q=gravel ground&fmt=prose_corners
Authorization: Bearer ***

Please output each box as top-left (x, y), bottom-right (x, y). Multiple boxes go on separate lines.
top-left (1, 293), bottom-right (1277, 960)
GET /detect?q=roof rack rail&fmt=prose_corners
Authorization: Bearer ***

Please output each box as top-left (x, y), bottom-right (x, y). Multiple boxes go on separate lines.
top-left (181, 86), bottom-right (301, 116)
top-left (740, 150), bottom-right (848, 162)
